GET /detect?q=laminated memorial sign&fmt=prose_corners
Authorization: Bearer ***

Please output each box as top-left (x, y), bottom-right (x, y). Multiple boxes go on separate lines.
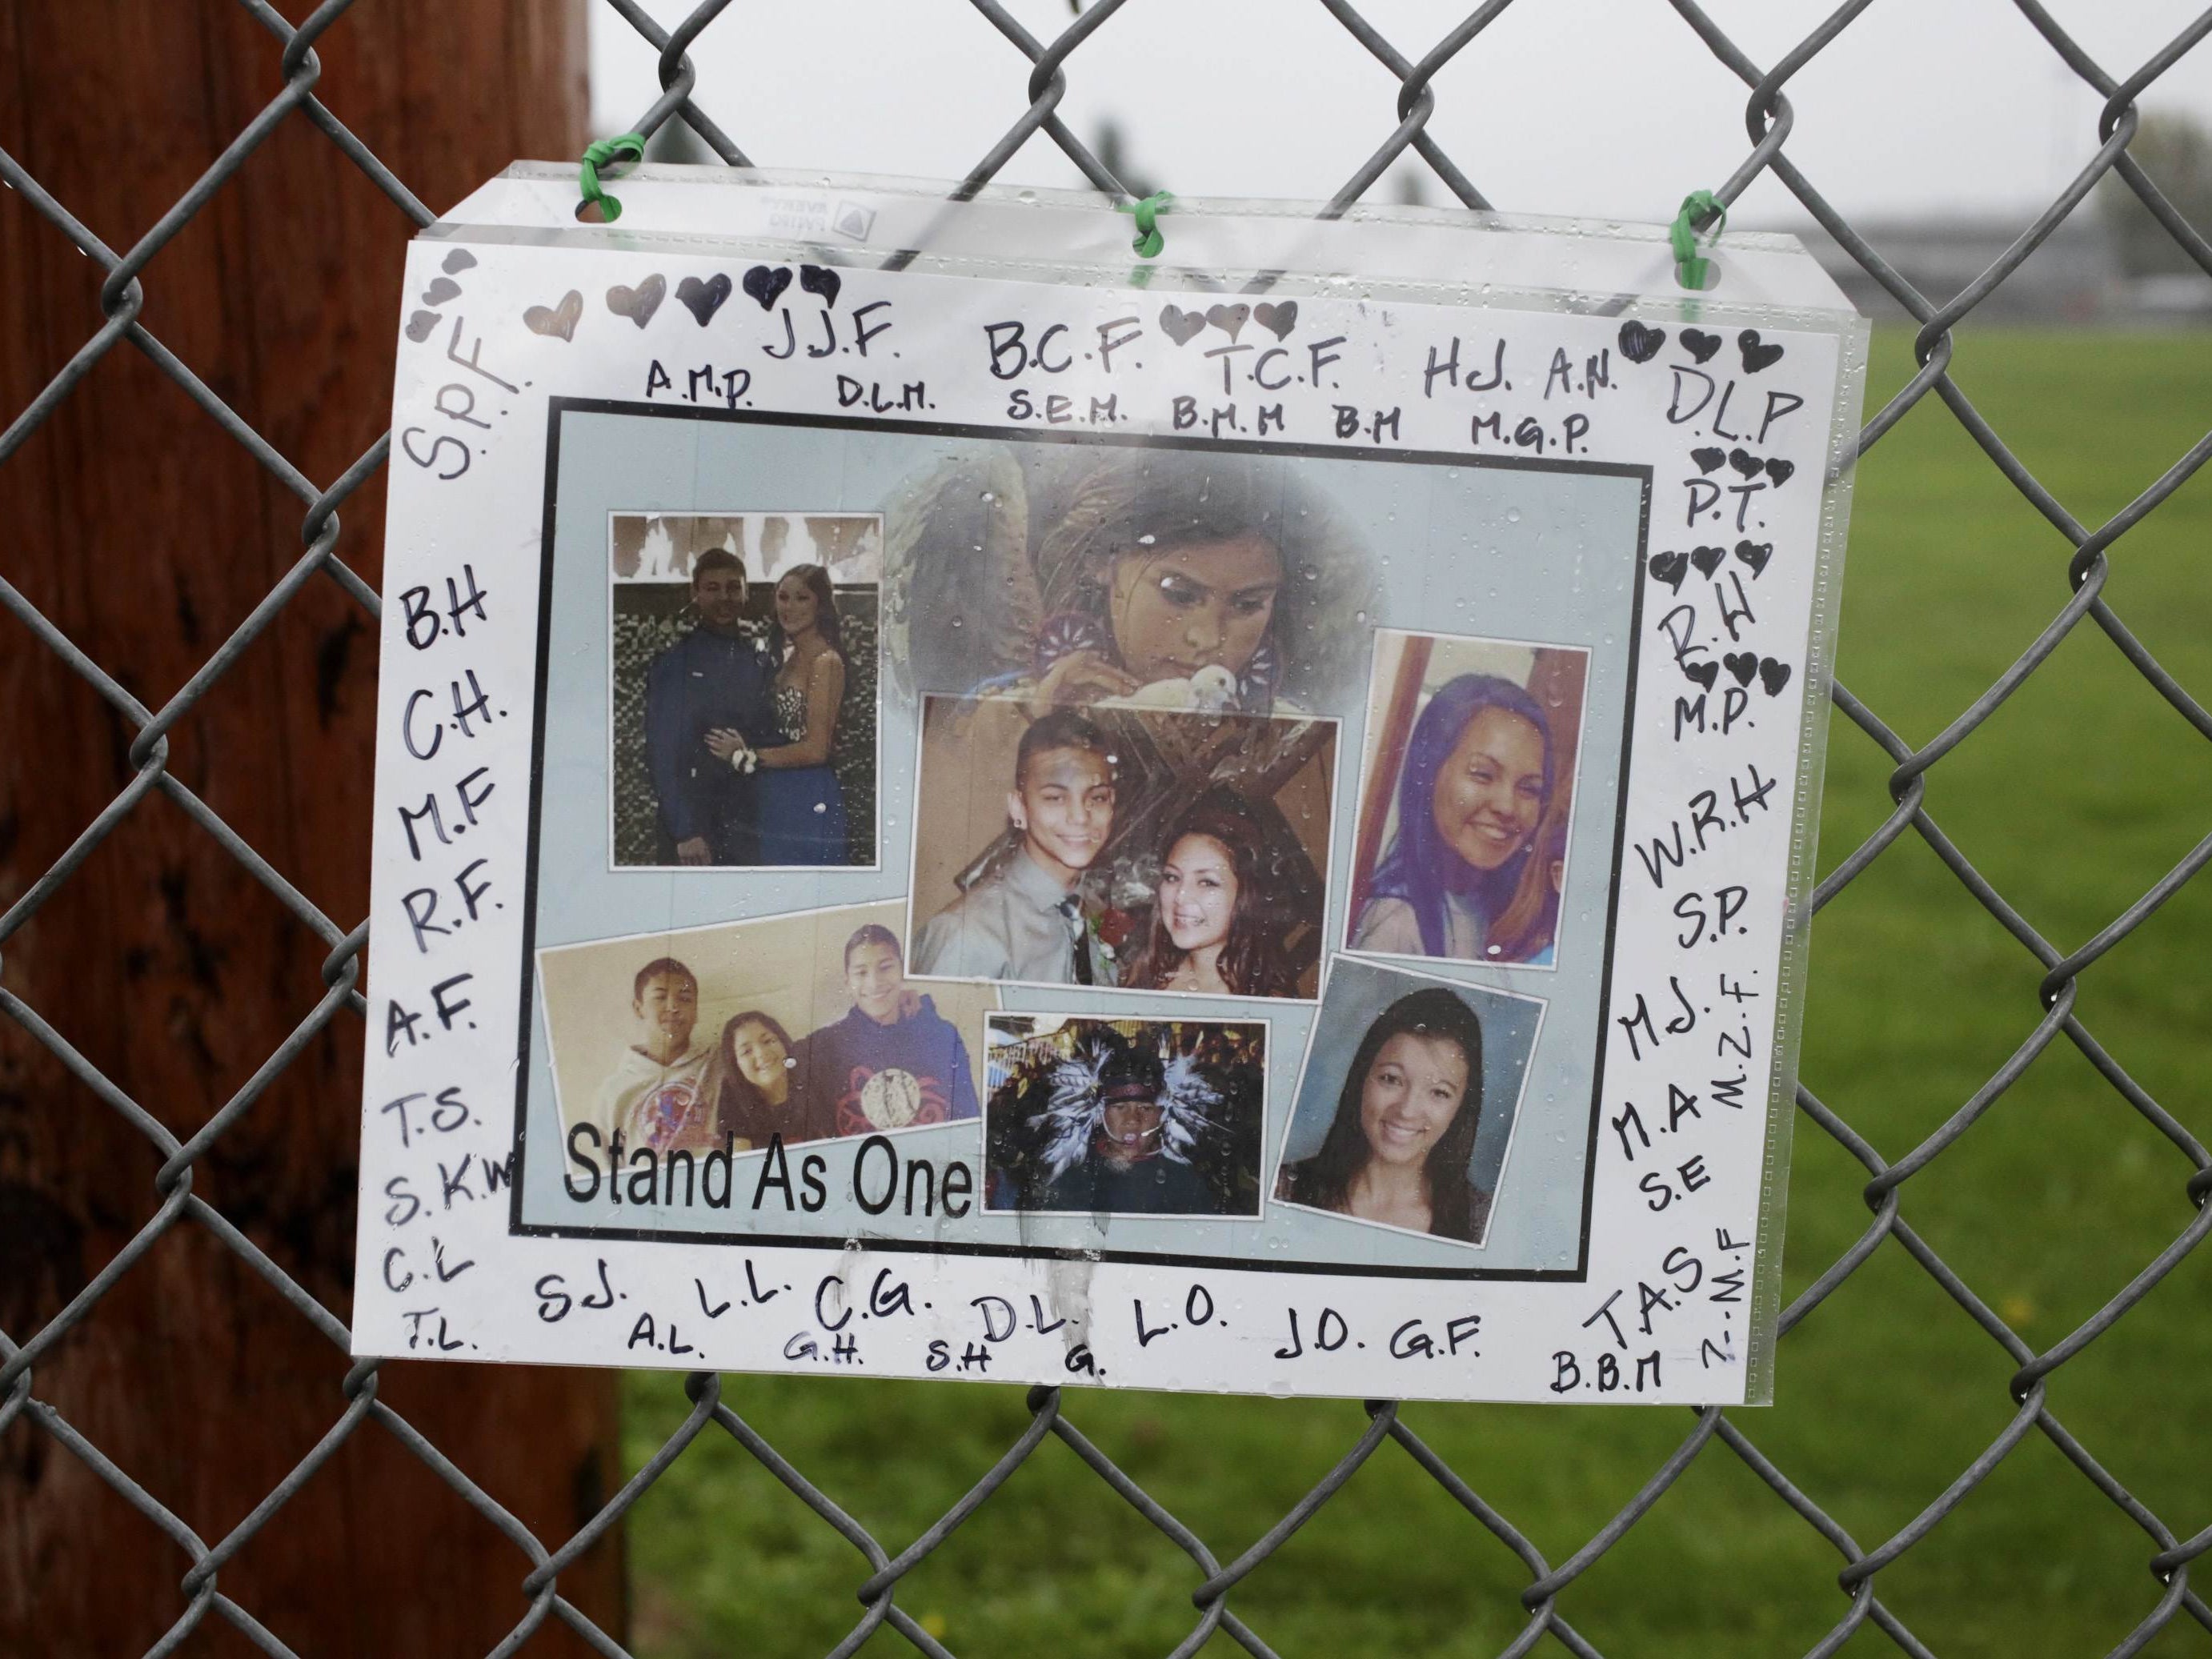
top-left (355, 165), bottom-right (1865, 1404)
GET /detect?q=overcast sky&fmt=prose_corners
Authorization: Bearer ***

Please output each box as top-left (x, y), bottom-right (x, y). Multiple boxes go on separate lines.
top-left (590, 0), bottom-right (2212, 229)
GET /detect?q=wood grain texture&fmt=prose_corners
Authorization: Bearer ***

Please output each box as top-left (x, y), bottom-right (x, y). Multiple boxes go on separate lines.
top-left (0, 4), bottom-right (622, 1652)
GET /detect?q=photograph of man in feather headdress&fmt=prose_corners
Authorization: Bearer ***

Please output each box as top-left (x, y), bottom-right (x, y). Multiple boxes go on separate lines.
top-left (981, 1016), bottom-right (1266, 1218)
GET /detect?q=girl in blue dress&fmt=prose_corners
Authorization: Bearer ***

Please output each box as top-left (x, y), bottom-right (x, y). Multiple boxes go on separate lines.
top-left (711, 563), bottom-right (850, 864)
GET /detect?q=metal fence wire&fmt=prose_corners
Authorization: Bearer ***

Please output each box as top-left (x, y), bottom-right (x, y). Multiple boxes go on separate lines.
top-left (5, 1), bottom-right (2212, 1654)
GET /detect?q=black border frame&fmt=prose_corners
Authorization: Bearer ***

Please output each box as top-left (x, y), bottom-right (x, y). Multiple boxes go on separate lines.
top-left (508, 396), bottom-right (1650, 1284)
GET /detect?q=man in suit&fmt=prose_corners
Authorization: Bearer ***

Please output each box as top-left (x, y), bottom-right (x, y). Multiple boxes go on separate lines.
top-left (643, 548), bottom-right (774, 865)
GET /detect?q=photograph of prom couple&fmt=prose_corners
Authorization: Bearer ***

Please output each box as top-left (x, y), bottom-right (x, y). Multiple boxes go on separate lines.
top-left (1274, 956), bottom-right (1545, 1250)
top-left (1344, 630), bottom-right (1590, 969)
top-left (980, 1016), bottom-right (1267, 1218)
top-left (538, 901), bottom-right (996, 1162)
top-left (608, 511), bottom-right (881, 870)
top-left (907, 695), bottom-right (1338, 1000)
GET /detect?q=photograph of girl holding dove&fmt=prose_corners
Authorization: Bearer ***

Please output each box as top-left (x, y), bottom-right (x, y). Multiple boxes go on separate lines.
top-left (884, 444), bottom-right (1377, 719)
top-left (1345, 631), bottom-right (1589, 968)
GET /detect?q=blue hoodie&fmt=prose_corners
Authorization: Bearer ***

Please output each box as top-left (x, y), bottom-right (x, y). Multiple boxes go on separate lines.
top-left (802, 997), bottom-right (980, 1137)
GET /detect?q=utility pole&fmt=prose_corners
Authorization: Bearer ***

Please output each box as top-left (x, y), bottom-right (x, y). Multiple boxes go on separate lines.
top-left (0, 5), bottom-right (627, 1652)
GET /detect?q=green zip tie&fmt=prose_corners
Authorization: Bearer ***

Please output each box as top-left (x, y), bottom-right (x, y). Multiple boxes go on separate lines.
top-left (579, 133), bottom-right (646, 222)
top-left (1670, 190), bottom-right (1726, 291)
top-left (1118, 190), bottom-right (1173, 258)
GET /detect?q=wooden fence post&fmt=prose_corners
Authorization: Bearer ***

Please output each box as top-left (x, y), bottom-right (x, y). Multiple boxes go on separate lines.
top-left (0, 5), bottom-right (629, 1651)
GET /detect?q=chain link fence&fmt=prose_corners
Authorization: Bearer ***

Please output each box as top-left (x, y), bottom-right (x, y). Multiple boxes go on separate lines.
top-left (4, 1), bottom-right (2210, 1653)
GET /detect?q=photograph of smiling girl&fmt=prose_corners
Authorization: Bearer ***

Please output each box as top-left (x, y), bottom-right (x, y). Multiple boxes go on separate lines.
top-left (883, 443), bottom-right (1378, 719)
top-left (1273, 956), bottom-right (1546, 1251)
top-left (906, 693), bottom-right (1338, 998)
top-left (1344, 630), bottom-right (1590, 969)
top-left (608, 511), bottom-right (881, 871)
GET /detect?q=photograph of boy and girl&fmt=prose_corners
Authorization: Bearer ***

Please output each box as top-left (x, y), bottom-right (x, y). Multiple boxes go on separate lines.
top-left (1344, 630), bottom-right (1589, 970)
top-left (908, 695), bottom-right (1336, 999)
top-left (609, 511), bottom-right (881, 871)
top-left (981, 1016), bottom-right (1267, 1218)
top-left (539, 903), bottom-right (993, 1164)
top-left (1274, 957), bottom-right (1545, 1250)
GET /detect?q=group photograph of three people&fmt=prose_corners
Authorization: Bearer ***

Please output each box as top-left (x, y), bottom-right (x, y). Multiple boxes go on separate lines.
top-left (561, 443), bottom-right (1596, 1255)
top-left (545, 901), bottom-right (990, 1161)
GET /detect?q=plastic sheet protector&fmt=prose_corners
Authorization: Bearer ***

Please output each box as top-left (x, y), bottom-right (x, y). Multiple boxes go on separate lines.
top-left (351, 166), bottom-right (1866, 1404)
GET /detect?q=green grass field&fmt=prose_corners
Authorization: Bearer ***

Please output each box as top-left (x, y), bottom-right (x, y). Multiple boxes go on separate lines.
top-left (618, 329), bottom-right (2212, 1658)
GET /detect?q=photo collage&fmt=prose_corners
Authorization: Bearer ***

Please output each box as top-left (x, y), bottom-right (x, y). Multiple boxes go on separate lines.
top-left (527, 423), bottom-right (1635, 1270)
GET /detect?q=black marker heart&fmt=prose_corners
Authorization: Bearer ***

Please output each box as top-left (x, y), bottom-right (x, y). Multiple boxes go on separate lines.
top-left (1206, 303), bottom-right (1251, 341)
top-left (1691, 447), bottom-right (1725, 475)
top-left (1649, 550), bottom-right (1689, 592)
top-left (1765, 458), bottom-right (1795, 487)
top-left (1759, 657), bottom-right (1793, 697)
top-left (1684, 659), bottom-right (1721, 691)
top-left (1159, 304), bottom-right (1206, 346)
top-left (799, 265), bottom-right (841, 307)
top-left (677, 272), bottom-right (732, 327)
top-left (1739, 330), bottom-right (1785, 374)
top-left (404, 310), bottom-right (439, 343)
top-left (523, 291), bottom-right (583, 341)
top-left (1728, 447), bottom-right (1761, 479)
top-left (1734, 540), bottom-right (1773, 577)
top-left (1690, 544), bottom-right (1725, 579)
top-left (1681, 328), bottom-right (1721, 365)
top-left (1617, 320), bottom-right (1666, 364)
top-left (421, 276), bottom-right (462, 307)
top-left (1254, 300), bottom-right (1298, 339)
top-left (741, 265), bottom-right (791, 311)
top-left (1723, 651), bottom-right (1759, 687)
top-left (442, 248), bottom-right (478, 274)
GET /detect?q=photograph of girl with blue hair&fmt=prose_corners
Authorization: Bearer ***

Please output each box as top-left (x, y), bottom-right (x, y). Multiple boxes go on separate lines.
top-left (1345, 632), bottom-right (1588, 968)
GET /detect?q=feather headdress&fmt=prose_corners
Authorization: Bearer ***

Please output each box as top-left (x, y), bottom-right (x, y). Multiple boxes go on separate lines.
top-left (1028, 1031), bottom-right (1224, 1180)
